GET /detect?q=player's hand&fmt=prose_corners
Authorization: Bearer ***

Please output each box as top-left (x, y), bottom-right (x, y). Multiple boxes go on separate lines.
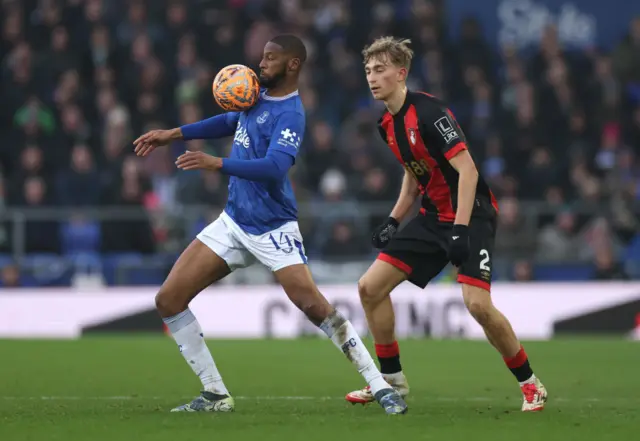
top-left (175, 150), bottom-right (223, 171)
top-left (133, 129), bottom-right (181, 157)
top-left (447, 224), bottom-right (470, 267)
top-left (371, 217), bottom-right (399, 249)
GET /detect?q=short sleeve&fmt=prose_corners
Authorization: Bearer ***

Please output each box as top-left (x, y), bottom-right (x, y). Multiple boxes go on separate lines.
top-left (269, 111), bottom-right (305, 158)
top-left (420, 105), bottom-right (468, 161)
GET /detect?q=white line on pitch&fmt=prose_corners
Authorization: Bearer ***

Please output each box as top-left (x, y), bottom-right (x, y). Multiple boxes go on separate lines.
top-left (0, 396), bottom-right (610, 402)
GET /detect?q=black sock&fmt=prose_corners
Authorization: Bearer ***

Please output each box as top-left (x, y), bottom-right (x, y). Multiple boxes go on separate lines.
top-left (375, 342), bottom-right (402, 374)
top-left (505, 346), bottom-right (534, 382)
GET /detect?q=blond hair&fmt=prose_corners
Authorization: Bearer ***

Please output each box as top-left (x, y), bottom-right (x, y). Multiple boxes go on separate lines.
top-left (362, 36), bottom-right (414, 70)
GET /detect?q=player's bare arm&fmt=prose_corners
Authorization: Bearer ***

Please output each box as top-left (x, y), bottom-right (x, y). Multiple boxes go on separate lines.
top-left (371, 169), bottom-right (419, 249)
top-left (448, 150), bottom-right (479, 227)
top-left (444, 149), bottom-right (479, 267)
top-left (390, 169), bottom-right (420, 222)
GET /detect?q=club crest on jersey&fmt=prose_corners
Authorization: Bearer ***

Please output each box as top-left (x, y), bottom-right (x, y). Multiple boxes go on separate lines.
top-left (233, 125), bottom-right (251, 148)
top-left (257, 111), bottom-right (269, 124)
top-left (408, 128), bottom-right (417, 145)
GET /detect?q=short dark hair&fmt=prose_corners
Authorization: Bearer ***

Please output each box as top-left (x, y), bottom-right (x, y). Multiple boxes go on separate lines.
top-left (270, 34), bottom-right (307, 64)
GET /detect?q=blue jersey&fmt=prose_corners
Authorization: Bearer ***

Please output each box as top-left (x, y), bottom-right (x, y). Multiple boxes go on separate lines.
top-left (223, 90), bottom-right (305, 235)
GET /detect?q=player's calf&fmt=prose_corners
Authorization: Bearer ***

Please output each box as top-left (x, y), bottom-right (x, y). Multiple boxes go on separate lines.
top-left (461, 283), bottom-right (547, 411)
top-left (158, 240), bottom-right (234, 407)
top-left (346, 260), bottom-right (411, 405)
top-left (276, 264), bottom-right (407, 414)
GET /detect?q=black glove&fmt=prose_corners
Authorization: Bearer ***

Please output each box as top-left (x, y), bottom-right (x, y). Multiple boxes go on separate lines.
top-left (448, 224), bottom-right (470, 266)
top-left (371, 217), bottom-right (399, 249)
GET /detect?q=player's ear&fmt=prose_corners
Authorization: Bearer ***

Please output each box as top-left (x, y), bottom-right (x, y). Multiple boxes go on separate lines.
top-left (397, 67), bottom-right (408, 82)
top-left (288, 58), bottom-right (301, 72)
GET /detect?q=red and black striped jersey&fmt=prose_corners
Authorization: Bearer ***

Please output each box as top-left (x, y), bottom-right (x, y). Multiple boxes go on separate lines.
top-left (377, 90), bottom-right (498, 222)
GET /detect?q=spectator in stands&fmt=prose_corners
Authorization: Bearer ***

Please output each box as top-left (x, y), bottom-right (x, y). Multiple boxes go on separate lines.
top-left (321, 221), bottom-right (370, 262)
top-left (592, 246), bottom-right (629, 280)
top-left (100, 157), bottom-right (155, 254)
top-left (537, 210), bottom-right (583, 262)
top-left (0, 263), bottom-right (21, 287)
top-left (495, 198), bottom-right (536, 258)
top-left (512, 260), bottom-right (534, 282)
top-left (357, 167), bottom-right (397, 229)
top-left (56, 144), bottom-right (100, 206)
top-left (21, 176), bottom-right (60, 254)
top-left (612, 16), bottom-right (640, 84)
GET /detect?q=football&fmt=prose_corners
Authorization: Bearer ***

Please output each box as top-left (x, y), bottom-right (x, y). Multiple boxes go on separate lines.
top-left (212, 64), bottom-right (260, 112)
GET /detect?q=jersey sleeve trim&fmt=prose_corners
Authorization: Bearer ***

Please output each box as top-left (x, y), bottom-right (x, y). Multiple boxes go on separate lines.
top-left (444, 141), bottom-right (467, 160)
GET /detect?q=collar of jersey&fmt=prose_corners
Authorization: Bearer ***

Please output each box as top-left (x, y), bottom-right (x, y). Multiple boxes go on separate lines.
top-left (261, 89), bottom-right (299, 101)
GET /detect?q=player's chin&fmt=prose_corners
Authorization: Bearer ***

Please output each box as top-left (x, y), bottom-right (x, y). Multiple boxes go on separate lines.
top-left (259, 74), bottom-right (275, 88)
top-left (370, 88), bottom-right (385, 100)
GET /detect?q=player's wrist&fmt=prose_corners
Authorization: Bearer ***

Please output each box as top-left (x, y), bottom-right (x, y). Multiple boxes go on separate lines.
top-left (387, 217), bottom-right (400, 228)
top-left (170, 128), bottom-right (184, 140)
top-left (451, 224), bottom-right (468, 237)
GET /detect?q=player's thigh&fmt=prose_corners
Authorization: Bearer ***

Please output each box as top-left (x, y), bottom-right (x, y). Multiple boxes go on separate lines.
top-left (197, 213), bottom-right (256, 271)
top-left (157, 215), bottom-right (252, 315)
top-left (156, 239), bottom-right (231, 315)
top-left (457, 218), bottom-right (496, 292)
top-left (378, 215), bottom-right (449, 290)
top-left (274, 263), bottom-right (332, 325)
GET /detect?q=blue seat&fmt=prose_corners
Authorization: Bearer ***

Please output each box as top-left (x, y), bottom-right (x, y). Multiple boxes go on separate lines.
top-left (101, 253), bottom-right (173, 286)
top-left (21, 254), bottom-right (73, 286)
top-left (534, 263), bottom-right (594, 281)
top-left (102, 253), bottom-right (145, 285)
top-left (0, 253), bottom-right (13, 268)
top-left (124, 267), bottom-right (167, 285)
top-left (61, 221), bottom-right (101, 255)
top-left (623, 234), bottom-right (640, 261)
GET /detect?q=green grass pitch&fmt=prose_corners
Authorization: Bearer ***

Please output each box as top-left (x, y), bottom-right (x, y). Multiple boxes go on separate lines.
top-left (0, 337), bottom-right (638, 441)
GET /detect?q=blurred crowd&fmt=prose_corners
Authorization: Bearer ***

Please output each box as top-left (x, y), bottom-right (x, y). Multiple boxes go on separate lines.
top-left (1, 0), bottom-right (639, 285)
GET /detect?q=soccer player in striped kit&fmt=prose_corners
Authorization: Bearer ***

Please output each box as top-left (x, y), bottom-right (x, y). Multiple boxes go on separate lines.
top-left (345, 36), bottom-right (547, 412)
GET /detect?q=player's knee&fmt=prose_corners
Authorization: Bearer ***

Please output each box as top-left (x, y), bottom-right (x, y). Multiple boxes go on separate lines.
top-left (301, 301), bottom-right (330, 325)
top-left (285, 284), bottom-right (332, 325)
top-left (155, 288), bottom-right (185, 318)
top-left (296, 295), bottom-right (332, 326)
top-left (358, 277), bottom-right (381, 306)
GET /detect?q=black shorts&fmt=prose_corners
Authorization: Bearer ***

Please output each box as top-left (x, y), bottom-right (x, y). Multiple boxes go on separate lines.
top-left (378, 215), bottom-right (496, 291)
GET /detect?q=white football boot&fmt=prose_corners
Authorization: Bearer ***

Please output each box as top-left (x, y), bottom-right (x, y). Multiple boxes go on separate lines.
top-left (520, 377), bottom-right (548, 412)
top-left (346, 372), bottom-right (410, 405)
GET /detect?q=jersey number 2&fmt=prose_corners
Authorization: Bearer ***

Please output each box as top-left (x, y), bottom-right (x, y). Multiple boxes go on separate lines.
top-left (479, 249), bottom-right (490, 271)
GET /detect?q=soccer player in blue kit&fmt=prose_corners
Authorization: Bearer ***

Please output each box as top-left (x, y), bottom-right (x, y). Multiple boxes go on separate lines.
top-left (133, 35), bottom-right (407, 415)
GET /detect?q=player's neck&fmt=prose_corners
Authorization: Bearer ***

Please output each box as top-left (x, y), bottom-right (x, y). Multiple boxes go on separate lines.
top-left (265, 81), bottom-right (298, 98)
top-left (384, 86), bottom-right (408, 115)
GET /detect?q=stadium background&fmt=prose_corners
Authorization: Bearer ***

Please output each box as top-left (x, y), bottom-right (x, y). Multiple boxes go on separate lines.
top-left (1, 2), bottom-right (639, 440)
top-left (1, 0), bottom-right (639, 288)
